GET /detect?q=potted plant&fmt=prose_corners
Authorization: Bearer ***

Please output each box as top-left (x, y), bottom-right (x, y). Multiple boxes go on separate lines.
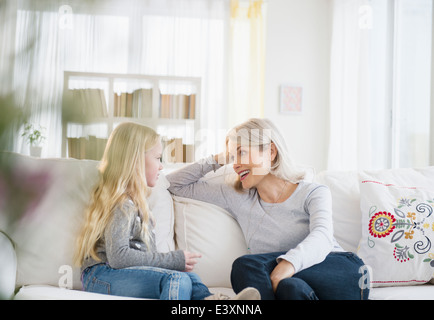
top-left (21, 122), bottom-right (46, 157)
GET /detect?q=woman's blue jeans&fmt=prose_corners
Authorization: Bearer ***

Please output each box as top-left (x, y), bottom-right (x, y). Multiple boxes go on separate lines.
top-left (231, 252), bottom-right (370, 300)
top-left (82, 263), bottom-right (212, 300)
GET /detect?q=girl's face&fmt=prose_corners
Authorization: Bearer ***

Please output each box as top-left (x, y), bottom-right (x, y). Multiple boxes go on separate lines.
top-left (227, 140), bottom-right (275, 189)
top-left (145, 140), bottom-right (163, 187)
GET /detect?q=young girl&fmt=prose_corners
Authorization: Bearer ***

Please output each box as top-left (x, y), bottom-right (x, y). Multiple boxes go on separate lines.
top-left (167, 118), bottom-right (370, 300)
top-left (74, 122), bottom-right (260, 300)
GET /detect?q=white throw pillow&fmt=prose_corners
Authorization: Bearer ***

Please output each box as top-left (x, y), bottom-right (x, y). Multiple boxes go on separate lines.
top-left (7, 155), bottom-right (99, 290)
top-left (173, 196), bottom-right (248, 288)
top-left (357, 172), bottom-right (434, 287)
top-left (315, 170), bottom-right (362, 252)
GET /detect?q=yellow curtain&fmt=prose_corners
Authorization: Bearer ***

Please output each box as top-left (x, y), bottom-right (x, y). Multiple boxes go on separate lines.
top-left (228, 0), bottom-right (266, 129)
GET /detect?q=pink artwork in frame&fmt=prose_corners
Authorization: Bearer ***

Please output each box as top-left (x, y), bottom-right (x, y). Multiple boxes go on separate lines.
top-left (280, 84), bottom-right (303, 114)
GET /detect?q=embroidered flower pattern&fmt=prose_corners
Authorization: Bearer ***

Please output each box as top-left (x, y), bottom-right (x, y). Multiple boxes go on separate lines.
top-left (369, 211), bottom-right (396, 238)
top-left (393, 244), bottom-right (413, 262)
top-left (368, 200), bottom-right (434, 265)
top-left (398, 198), bottom-right (416, 208)
top-left (407, 212), bottom-right (416, 220)
top-left (404, 230), bottom-right (414, 239)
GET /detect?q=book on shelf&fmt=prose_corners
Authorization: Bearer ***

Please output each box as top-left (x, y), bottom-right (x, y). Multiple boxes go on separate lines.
top-left (68, 135), bottom-right (194, 163)
top-left (160, 93), bottom-right (196, 119)
top-left (161, 137), bottom-right (194, 163)
top-left (67, 136), bottom-right (107, 160)
top-left (68, 88), bottom-right (108, 120)
top-left (183, 144), bottom-right (194, 163)
top-left (114, 88), bottom-right (152, 118)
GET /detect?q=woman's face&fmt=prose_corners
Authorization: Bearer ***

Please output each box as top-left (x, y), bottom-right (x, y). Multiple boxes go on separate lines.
top-left (145, 140), bottom-right (163, 187)
top-left (227, 139), bottom-right (275, 189)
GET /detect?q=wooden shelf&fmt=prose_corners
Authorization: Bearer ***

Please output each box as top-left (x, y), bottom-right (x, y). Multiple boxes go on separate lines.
top-left (62, 71), bottom-right (201, 162)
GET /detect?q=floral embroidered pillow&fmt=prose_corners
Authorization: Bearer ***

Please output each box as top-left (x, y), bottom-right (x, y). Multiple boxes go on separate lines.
top-left (357, 174), bottom-right (434, 287)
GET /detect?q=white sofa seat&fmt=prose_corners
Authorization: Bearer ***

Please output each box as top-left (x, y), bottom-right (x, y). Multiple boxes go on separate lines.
top-left (369, 284), bottom-right (434, 300)
top-left (14, 285), bottom-right (141, 300)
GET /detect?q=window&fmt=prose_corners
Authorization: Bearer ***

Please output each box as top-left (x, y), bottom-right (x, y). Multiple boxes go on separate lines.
top-left (328, 0), bottom-right (432, 171)
top-left (370, 0), bottom-right (433, 169)
top-left (393, 0), bottom-right (432, 168)
top-left (8, 0), bottom-right (228, 157)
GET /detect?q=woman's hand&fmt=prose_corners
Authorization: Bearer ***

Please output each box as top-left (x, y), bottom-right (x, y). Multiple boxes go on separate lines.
top-left (183, 251), bottom-right (202, 272)
top-left (214, 152), bottom-right (230, 165)
top-left (270, 260), bottom-right (295, 292)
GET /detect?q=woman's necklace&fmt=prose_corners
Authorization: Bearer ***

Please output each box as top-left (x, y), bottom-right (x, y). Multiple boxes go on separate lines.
top-left (246, 181), bottom-right (288, 253)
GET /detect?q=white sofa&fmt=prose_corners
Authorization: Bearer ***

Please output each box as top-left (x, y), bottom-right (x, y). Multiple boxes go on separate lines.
top-left (1, 152), bottom-right (434, 300)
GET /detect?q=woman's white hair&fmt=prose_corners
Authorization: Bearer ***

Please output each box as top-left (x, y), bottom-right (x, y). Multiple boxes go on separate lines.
top-left (226, 118), bottom-right (305, 184)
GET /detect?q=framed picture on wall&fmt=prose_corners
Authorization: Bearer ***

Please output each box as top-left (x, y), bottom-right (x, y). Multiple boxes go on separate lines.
top-left (280, 84), bottom-right (303, 115)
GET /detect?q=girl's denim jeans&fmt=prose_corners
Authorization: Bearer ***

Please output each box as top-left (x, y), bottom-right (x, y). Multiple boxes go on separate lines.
top-left (231, 251), bottom-right (370, 300)
top-left (82, 263), bottom-right (212, 300)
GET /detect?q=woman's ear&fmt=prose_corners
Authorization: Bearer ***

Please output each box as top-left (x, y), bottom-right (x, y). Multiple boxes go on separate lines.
top-left (270, 142), bottom-right (278, 162)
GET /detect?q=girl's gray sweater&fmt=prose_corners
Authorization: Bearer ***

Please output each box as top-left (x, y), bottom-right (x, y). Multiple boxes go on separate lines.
top-left (81, 200), bottom-right (185, 273)
top-left (166, 155), bottom-right (344, 274)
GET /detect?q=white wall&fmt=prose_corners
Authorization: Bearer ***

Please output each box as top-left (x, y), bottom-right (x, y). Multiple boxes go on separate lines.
top-left (264, 0), bottom-right (332, 173)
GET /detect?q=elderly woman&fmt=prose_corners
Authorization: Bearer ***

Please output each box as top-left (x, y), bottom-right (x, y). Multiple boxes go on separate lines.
top-left (167, 118), bottom-right (369, 300)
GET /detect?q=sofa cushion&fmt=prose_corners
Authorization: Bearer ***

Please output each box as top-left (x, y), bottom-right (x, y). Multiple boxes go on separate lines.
top-left (1, 152), bottom-right (175, 291)
top-left (357, 172), bottom-right (434, 287)
top-left (173, 196), bottom-right (248, 288)
top-left (5, 154), bottom-right (99, 291)
top-left (315, 170), bottom-right (361, 252)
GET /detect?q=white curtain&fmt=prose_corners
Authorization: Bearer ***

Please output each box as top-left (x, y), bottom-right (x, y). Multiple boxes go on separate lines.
top-left (228, 0), bottom-right (266, 129)
top-left (328, 0), bottom-right (433, 171)
top-left (3, 0), bottom-right (228, 157)
top-left (327, 0), bottom-right (373, 171)
top-left (138, 0), bottom-right (229, 157)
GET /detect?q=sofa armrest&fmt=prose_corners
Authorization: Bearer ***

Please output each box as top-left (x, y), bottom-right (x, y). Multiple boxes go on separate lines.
top-left (0, 231), bottom-right (17, 300)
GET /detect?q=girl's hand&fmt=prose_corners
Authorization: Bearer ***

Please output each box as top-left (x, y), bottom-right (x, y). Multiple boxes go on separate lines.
top-left (270, 260), bottom-right (295, 292)
top-left (183, 251), bottom-right (202, 272)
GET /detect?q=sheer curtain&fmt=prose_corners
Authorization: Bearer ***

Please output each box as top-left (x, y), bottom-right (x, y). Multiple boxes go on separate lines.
top-left (327, 0), bottom-right (373, 171)
top-left (0, 1), bottom-right (19, 152)
top-left (138, 0), bottom-right (229, 157)
top-left (328, 0), bottom-right (433, 171)
top-left (228, 0), bottom-right (266, 129)
top-left (4, 0), bottom-right (229, 157)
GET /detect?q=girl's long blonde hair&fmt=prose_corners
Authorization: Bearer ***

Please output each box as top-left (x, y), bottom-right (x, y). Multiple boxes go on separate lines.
top-left (74, 122), bottom-right (160, 267)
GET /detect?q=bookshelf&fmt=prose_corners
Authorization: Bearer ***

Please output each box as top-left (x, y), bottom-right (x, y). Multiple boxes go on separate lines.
top-left (61, 71), bottom-right (201, 162)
